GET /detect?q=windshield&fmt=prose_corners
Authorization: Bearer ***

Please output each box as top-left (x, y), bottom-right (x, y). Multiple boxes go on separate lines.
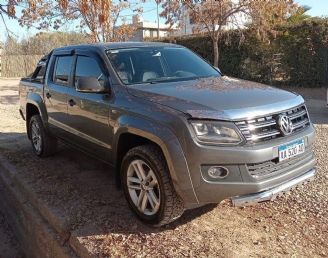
top-left (106, 46), bottom-right (220, 85)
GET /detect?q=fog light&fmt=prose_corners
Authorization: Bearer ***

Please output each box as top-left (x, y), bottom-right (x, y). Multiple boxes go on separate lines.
top-left (208, 166), bottom-right (229, 179)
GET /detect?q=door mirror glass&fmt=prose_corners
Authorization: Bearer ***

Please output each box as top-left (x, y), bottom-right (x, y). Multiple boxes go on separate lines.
top-left (76, 76), bottom-right (107, 93)
top-left (74, 55), bottom-right (109, 93)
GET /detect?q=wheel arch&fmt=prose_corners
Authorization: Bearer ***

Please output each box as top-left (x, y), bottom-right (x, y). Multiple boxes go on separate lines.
top-left (115, 130), bottom-right (171, 176)
top-left (26, 93), bottom-right (48, 138)
top-left (113, 115), bottom-right (199, 204)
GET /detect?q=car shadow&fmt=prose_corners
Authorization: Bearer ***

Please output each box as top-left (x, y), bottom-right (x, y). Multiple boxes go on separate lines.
top-left (0, 83), bottom-right (19, 105)
top-left (0, 132), bottom-right (217, 242)
top-left (0, 95), bottom-right (19, 105)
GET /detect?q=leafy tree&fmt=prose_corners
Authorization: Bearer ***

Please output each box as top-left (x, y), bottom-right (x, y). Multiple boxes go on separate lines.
top-left (160, 0), bottom-right (299, 67)
top-left (287, 5), bottom-right (311, 24)
top-left (1, 0), bottom-right (145, 42)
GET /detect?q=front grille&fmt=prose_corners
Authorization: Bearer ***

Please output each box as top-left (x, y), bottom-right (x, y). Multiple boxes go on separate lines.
top-left (236, 105), bottom-right (310, 143)
top-left (247, 147), bottom-right (314, 179)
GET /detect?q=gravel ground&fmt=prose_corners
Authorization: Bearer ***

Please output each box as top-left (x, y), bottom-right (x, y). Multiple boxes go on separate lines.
top-left (0, 79), bottom-right (327, 257)
top-left (0, 211), bottom-right (22, 258)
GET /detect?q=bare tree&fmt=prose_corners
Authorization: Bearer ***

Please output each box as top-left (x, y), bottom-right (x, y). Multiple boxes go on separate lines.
top-left (160, 0), bottom-right (299, 67)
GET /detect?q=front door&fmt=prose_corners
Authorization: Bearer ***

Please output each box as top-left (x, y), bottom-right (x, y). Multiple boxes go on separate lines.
top-left (65, 54), bottom-right (114, 162)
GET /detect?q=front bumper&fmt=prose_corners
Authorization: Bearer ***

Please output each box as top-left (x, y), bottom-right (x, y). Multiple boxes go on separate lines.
top-left (231, 168), bottom-right (316, 206)
top-left (180, 124), bottom-right (316, 207)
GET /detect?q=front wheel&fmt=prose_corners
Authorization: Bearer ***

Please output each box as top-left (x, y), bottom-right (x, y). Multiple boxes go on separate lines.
top-left (121, 144), bottom-right (184, 227)
top-left (29, 115), bottom-right (57, 157)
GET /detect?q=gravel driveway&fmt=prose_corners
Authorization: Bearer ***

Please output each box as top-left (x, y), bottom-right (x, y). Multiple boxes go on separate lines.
top-left (0, 79), bottom-right (327, 257)
top-left (0, 211), bottom-right (22, 258)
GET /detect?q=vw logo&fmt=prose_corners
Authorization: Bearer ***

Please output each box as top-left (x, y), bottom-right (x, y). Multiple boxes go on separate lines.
top-left (278, 115), bottom-right (293, 136)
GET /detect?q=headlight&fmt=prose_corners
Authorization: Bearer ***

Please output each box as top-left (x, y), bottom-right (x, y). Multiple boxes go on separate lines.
top-left (190, 120), bottom-right (243, 145)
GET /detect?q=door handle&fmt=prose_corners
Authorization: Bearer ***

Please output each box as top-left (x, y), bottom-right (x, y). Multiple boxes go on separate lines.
top-left (68, 99), bottom-right (76, 107)
top-left (46, 92), bottom-right (51, 99)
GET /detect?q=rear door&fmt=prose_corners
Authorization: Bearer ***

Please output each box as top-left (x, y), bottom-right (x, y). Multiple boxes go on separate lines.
top-left (44, 52), bottom-right (74, 137)
top-left (65, 51), bottom-right (114, 162)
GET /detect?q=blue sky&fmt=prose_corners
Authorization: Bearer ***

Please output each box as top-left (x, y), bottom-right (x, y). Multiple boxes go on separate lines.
top-left (1, 0), bottom-right (327, 42)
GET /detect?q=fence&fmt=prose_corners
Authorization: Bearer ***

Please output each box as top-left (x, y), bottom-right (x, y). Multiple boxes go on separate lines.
top-left (0, 54), bottom-right (43, 78)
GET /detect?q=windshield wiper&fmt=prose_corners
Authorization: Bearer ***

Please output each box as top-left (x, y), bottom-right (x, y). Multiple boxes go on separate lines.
top-left (148, 76), bottom-right (203, 84)
top-left (127, 75), bottom-right (220, 86)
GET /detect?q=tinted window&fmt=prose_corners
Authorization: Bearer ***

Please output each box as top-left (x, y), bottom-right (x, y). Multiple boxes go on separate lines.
top-left (32, 65), bottom-right (45, 83)
top-left (107, 47), bottom-right (219, 85)
top-left (53, 56), bottom-right (73, 86)
top-left (74, 56), bottom-right (105, 87)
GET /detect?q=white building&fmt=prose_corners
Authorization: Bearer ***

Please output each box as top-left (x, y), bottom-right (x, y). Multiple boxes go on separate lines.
top-left (129, 15), bottom-right (173, 41)
top-left (175, 3), bottom-right (247, 36)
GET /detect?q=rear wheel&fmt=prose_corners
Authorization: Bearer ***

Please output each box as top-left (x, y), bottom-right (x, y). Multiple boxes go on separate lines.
top-left (121, 144), bottom-right (184, 227)
top-left (29, 115), bottom-right (57, 157)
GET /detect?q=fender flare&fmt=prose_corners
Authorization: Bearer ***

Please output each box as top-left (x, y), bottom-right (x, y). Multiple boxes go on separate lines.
top-left (113, 115), bottom-right (199, 204)
top-left (26, 92), bottom-right (49, 138)
top-left (26, 92), bottom-right (48, 124)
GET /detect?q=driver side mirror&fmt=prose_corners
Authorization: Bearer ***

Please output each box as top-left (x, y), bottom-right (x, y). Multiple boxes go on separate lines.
top-left (76, 76), bottom-right (109, 93)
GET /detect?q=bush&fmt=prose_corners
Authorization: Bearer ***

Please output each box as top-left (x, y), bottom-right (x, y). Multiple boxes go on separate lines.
top-left (3, 32), bottom-right (91, 55)
top-left (162, 18), bottom-right (328, 87)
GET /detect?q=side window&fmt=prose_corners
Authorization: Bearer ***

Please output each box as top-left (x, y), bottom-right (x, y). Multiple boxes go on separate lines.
top-left (31, 65), bottom-right (46, 83)
top-left (53, 56), bottom-right (74, 86)
top-left (74, 56), bottom-right (105, 87)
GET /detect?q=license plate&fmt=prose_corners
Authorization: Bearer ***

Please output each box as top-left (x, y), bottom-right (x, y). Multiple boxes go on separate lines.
top-left (278, 139), bottom-right (305, 162)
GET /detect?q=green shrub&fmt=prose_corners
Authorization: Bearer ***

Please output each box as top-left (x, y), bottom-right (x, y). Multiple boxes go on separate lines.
top-left (162, 18), bottom-right (328, 87)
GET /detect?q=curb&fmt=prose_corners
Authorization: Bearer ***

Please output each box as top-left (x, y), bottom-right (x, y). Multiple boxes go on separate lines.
top-left (0, 154), bottom-right (89, 257)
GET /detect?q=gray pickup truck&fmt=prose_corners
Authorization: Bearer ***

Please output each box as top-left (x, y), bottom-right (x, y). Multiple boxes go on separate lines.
top-left (19, 42), bottom-right (316, 226)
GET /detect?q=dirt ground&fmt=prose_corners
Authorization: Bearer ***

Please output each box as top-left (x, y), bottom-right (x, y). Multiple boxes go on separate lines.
top-left (0, 79), bottom-right (327, 257)
top-left (0, 211), bottom-right (23, 258)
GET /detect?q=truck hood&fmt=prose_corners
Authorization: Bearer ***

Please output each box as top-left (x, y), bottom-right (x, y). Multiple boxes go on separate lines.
top-left (128, 76), bottom-right (304, 120)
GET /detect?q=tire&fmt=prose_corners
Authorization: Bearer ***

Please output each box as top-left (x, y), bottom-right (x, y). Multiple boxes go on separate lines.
top-left (121, 144), bottom-right (184, 227)
top-left (28, 115), bottom-right (57, 157)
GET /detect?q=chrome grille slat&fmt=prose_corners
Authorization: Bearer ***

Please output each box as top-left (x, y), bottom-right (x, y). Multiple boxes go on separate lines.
top-left (292, 118), bottom-right (309, 130)
top-left (236, 105), bottom-right (310, 143)
top-left (245, 130), bottom-right (280, 141)
top-left (239, 120), bottom-right (276, 131)
top-left (288, 109), bottom-right (307, 120)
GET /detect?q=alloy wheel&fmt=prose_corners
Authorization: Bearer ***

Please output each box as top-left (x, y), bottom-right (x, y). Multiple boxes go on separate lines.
top-left (126, 159), bottom-right (161, 216)
top-left (31, 121), bottom-right (42, 153)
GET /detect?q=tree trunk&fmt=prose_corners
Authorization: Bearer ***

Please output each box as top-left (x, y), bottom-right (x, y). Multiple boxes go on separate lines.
top-left (212, 38), bottom-right (219, 67)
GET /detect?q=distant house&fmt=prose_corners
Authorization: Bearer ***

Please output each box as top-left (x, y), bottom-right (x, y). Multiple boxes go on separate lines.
top-left (175, 4), bottom-right (247, 36)
top-left (129, 15), bottom-right (173, 41)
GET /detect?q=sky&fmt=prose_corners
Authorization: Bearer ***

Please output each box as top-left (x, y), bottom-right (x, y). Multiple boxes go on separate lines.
top-left (1, 0), bottom-right (328, 42)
